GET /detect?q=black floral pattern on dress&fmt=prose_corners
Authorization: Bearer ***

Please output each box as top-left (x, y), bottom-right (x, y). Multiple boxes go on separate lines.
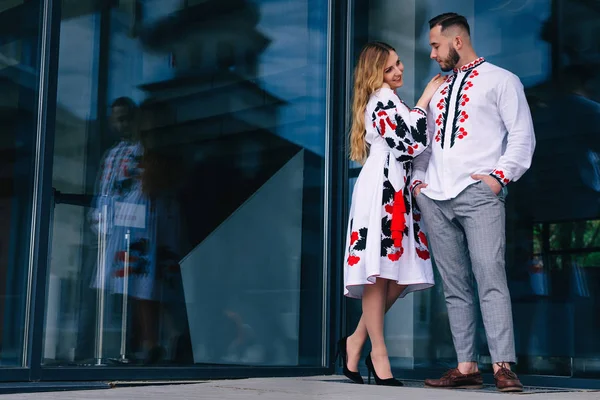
top-left (347, 218), bottom-right (368, 267)
top-left (372, 100), bottom-right (427, 162)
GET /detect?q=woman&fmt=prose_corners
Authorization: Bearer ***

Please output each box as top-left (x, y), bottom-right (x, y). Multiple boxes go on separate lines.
top-left (339, 42), bottom-right (443, 386)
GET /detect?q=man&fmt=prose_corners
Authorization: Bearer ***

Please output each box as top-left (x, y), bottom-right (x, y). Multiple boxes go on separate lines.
top-left (411, 13), bottom-right (536, 392)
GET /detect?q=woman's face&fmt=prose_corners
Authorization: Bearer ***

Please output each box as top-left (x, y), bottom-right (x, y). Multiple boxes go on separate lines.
top-left (382, 51), bottom-right (404, 90)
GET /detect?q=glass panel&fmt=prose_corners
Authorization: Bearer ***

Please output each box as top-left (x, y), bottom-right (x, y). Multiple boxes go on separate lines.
top-left (43, 0), bottom-right (329, 367)
top-left (0, 0), bottom-right (43, 367)
top-left (347, 0), bottom-right (600, 379)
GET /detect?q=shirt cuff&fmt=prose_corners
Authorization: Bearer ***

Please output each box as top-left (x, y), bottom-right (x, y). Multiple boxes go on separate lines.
top-left (490, 169), bottom-right (511, 186)
top-left (411, 107), bottom-right (427, 117)
top-left (410, 180), bottom-right (424, 195)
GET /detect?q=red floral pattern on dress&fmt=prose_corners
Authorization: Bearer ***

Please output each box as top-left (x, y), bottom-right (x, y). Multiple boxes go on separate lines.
top-left (388, 247), bottom-right (404, 261)
top-left (418, 231), bottom-right (428, 248)
top-left (416, 248), bottom-right (431, 260)
top-left (372, 98), bottom-right (427, 163)
top-left (347, 220), bottom-right (367, 267)
top-left (347, 255), bottom-right (361, 266)
top-left (380, 164), bottom-right (414, 262)
top-left (407, 143), bottom-right (420, 155)
top-left (412, 198), bottom-right (430, 261)
top-left (377, 110), bottom-right (397, 136)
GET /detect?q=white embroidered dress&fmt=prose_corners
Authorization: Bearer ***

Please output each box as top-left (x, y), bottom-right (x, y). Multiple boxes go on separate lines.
top-left (344, 88), bottom-right (435, 299)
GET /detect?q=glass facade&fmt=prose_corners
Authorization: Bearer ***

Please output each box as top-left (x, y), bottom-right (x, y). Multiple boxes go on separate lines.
top-left (44, 0), bottom-right (329, 369)
top-left (0, 0), bottom-right (44, 368)
top-left (0, 0), bottom-right (597, 388)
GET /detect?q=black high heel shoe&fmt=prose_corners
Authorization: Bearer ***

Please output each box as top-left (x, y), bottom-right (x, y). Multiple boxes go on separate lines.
top-left (336, 337), bottom-right (364, 384)
top-left (365, 353), bottom-right (403, 386)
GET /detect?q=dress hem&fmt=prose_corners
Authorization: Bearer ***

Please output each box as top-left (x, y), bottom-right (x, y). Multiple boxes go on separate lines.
top-left (344, 275), bottom-right (434, 299)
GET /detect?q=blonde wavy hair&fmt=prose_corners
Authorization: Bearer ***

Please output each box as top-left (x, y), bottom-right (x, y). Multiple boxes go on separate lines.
top-left (349, 41), bottom-right (395, 164)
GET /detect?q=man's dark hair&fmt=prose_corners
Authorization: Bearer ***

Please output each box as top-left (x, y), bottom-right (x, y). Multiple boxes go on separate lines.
top-left (429, 12), bottom-right (471, 36)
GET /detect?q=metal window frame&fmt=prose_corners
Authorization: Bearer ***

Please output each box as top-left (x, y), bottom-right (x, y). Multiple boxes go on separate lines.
top-left (26, 0), bottom-right (61, 382)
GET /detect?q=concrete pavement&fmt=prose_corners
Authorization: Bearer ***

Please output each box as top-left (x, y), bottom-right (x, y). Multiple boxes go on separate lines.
top-left (3, 376), bottom-right (600, 399)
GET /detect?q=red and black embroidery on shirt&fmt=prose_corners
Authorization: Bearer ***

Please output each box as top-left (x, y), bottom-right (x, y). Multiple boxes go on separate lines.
top-left (449, 70), bottom-right (475, 147)
top-left (435, 58), bottom-right (486, 148)
top-left (454, 57), bottom-right (485, 73)
top-left (448, 58), bottom-right (485, 147)
top-left (490, 169), bottom-right (510, 186)
top-left (450, 68), bottom-right (482, 147)
top-left (435, 75), bottom-right (457, 148)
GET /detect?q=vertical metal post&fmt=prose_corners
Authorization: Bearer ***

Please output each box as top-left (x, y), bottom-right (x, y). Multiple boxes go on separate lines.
top-left (94, 203), bottom-right (108, 366)
top-left (119, 229), bottom-right (131, 361)
top-left (26, 0), bottom-right (62, 378)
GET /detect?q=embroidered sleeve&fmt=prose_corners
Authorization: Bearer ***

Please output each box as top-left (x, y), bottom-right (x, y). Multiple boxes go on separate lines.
top-left (492, 74), bottom-right (536, 185)
top-left (372, 93), bottom-right (429, 162)
top-left (411, 103), bottom-right (435, 193)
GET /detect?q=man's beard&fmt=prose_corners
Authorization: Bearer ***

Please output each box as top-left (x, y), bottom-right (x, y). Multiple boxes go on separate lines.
top-left (440, 46), bottom-right (460, 72)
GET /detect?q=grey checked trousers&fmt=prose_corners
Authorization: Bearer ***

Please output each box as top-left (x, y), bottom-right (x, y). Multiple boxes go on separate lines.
top-left (416, 181), bottom-right (516, 363)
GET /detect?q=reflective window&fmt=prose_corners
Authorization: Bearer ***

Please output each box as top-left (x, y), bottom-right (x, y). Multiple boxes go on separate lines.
top-left (43, 0), bottom-right (329, 367)
top-left (0, 0), bottom-right (43, 367)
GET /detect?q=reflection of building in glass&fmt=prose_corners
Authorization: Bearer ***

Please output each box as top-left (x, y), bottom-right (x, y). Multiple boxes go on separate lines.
top-left (135, 0), bottom-right (307, 365)
top-left (511, 0), bottom-right (600, 374)
top-left (0, 0), bottom-right (42, 364)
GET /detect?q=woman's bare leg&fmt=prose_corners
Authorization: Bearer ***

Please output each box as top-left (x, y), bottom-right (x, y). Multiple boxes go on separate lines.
top-left (345, 282), bottom-right (407, 371)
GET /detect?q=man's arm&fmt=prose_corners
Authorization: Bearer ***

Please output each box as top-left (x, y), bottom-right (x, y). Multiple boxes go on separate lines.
top-left (490, 73), bottom-right (536, 187)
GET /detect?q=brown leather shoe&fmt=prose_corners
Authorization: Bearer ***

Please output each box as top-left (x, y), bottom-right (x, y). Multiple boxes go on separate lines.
top-left (494, 364), bottom-right (524, 392)
top-left (424, 368), bottom-right (483, 389)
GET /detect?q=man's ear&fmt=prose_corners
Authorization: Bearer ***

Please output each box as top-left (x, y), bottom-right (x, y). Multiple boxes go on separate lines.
top-left (453, 35), bottom-right (463, 50)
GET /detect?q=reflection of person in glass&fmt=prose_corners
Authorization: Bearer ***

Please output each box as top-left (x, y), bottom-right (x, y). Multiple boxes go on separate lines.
top-left (90, 97), bottom-right (164, 364)
top-left (340, 42), bottom-right (443, 386)
top-left (412, 13), bottom-right (535, 392)
top-left (138, 99), bottom-right (190, 363)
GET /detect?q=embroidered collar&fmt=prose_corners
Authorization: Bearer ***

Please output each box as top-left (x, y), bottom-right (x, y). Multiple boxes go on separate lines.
top-left (454, 57), bottom-right (485, 73)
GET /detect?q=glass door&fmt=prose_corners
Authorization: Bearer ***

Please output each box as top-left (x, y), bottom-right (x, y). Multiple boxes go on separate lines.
top-left (41, 0), bottom-right (331, 379)
top-left (0, 0), bottom-right (44, 374)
